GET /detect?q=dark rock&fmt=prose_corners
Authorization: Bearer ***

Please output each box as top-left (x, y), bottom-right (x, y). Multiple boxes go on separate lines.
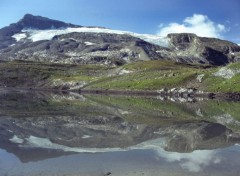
top-left (17, 14), bottom-right (80, 30)
top-left (164, 33), bottom-right (240, 65)
top-left (0, 32), bottom-right (162, 65)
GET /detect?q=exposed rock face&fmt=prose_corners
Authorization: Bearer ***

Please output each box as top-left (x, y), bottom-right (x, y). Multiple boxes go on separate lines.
top-left (0, 14), bottom-right (240, 66)
top-left (161, 33), bottom-right (240, 65)
top-left (0, 32), bottom-right (165, 65)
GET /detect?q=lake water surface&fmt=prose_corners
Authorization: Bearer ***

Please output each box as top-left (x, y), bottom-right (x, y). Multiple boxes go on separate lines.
top-left (0, 89), bottom-right (240, 176)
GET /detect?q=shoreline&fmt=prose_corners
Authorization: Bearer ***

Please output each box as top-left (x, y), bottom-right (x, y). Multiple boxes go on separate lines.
top-left (1, 87), bottom-right (240, 101)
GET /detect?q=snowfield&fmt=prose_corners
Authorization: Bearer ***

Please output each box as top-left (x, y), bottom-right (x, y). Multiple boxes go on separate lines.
top-left (12, 27), bottom-right (170, 47)
top-left (12, 33), bottom-right (27, 41)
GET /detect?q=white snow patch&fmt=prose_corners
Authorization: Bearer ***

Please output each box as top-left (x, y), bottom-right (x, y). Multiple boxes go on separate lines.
top-left (12, 33), bottom-right (27, 41)
top-left (9, 135), bottom-right (24, 144)
top-left (84, 41), bottom-right (96, 46)
top-left (119, 69), bottom-right (133, 75)
top-left (12, 27), bottom-right (169, 47)
top-left (82, 135), bottom-right (92, 139)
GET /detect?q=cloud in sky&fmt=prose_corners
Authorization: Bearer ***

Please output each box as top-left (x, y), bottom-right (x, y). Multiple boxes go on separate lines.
top-left (157, 14), bottom-right (226, 38)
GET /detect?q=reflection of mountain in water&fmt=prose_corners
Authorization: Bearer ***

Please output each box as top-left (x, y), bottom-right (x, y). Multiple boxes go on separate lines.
top-left (0, 89), bottom-right (240, 162)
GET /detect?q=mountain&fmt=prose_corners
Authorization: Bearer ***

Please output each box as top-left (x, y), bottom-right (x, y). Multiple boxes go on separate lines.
top-left (0, 14), bottom-right (80, 50)
top-left (0, 14), bottom-right (240, 66)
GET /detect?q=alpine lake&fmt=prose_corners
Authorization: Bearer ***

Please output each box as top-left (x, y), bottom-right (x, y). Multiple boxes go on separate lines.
top-left (0, 89), bottom-right (240, 176)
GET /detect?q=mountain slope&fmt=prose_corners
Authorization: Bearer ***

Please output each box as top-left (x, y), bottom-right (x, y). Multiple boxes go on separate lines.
top-left (165, 33), bottom-right (240, 65)
top-left (1, 14), bottom-right (240, 94)
top-left (0, 14), bottom-right (80, 50)
top-left (0, 14), bottom-right (240, 66)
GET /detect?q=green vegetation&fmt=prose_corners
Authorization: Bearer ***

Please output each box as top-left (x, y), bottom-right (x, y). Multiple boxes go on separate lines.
top-left (202, 62), bottom-right (240, 92)
top-left (0, 60), bottom-right (110, 88)
top-left (1, 60), bottom-right (240, 93)
top-left (84, 60), bottom-right (206, 90)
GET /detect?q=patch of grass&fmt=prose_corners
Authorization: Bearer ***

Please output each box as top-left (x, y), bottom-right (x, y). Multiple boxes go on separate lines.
top-left (203, 67), bottom-right (240, 93)
top-left (0, 60), bottom-right (110, 88)
top-left (83, 60), bottom-right (205, 90)
top-left (123, 60), bottom-right (184, 71)
top-left (85, 65), bottom-right (200, 90)
top-left (227, 62), bottom-right (240, 69)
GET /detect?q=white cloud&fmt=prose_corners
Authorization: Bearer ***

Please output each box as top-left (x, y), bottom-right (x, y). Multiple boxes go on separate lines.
top-left (157, 14), bottom-right (226, 38)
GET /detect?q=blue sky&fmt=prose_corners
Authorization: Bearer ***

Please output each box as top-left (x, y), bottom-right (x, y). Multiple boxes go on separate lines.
top-left (0, 0), bottom-right (240, 43)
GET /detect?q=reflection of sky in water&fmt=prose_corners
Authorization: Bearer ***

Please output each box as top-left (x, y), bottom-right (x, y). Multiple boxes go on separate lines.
top-left (155, 149), bottom-right (221, 172)
top-left (0, 149), bottom-right (21, 175)
top-left (133, 138), bottom-right (222, 172)
top-left (14, 134), bottom-right (221, 173)
top-left (0, 144), bottom-right (240, 176)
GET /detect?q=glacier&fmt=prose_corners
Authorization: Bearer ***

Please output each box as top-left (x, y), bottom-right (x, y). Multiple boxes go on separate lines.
top-left (12, 27), bottom-right (170, 47)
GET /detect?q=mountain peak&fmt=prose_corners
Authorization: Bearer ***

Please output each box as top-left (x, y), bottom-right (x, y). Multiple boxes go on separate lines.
top-left (17, 14), bottom-right (80, 30)
top-left (22, 13), bottom-right (37, 20)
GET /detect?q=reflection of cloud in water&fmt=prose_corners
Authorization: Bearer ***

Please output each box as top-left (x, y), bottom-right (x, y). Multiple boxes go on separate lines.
top-left (133, 138), bottom-right (223, 172)
top-left (17, 136), bottom-right (222, 172)
top-left (155, 149), bottom-right (221, 172)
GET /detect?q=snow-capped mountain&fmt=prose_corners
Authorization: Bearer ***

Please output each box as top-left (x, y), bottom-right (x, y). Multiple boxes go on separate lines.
top-left (12, 27), bottom-right (170, 47)
top-left (0, 14), bottom-right (80, 49)
top-left (0, 14), bottom-right (240, 66)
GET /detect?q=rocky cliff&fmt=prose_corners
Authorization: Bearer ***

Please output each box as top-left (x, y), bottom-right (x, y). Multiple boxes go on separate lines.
top-left (165, 33), bottom-right (240, 65)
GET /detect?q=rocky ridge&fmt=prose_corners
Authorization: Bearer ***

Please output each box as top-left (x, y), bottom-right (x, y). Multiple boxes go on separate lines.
top-left (0, 14), bottom-right (240, 66)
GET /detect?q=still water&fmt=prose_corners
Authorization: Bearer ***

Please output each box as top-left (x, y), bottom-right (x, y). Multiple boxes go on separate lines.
top-left (0, 89), bottom-right (240, 176)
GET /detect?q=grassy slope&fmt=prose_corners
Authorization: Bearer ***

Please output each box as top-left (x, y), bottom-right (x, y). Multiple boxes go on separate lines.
top-left (83, 60), bottom-right (207, 91)
top-left (1, 60), bottom-right (240, 93)
top-left (0, 60), bottom-right (110, 89)
top-left (83, 60), bottom-right (240, 93)
top-left (202, 62), bottom-right (240, 92)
